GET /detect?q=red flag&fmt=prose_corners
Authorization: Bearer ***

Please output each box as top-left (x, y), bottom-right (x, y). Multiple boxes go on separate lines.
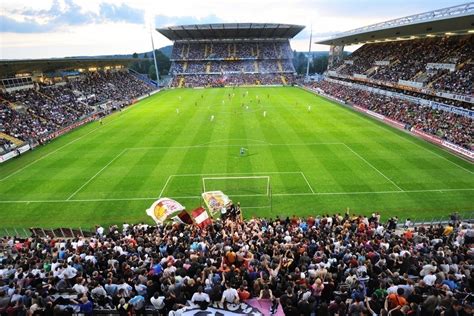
top-left (173, 210), bottom-right (193, 225)
top-left (192, 207), bottom-right (212, 229)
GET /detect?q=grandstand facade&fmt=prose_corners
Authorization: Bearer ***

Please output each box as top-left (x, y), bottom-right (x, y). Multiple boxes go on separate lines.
top-left (312, 3), bottom-right (473, 160)
top-left (0, 58), bottom-right (157, 162)
top-left (157, 23), bottom-right (304, 87)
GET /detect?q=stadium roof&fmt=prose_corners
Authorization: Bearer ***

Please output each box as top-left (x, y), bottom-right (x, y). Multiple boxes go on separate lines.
top-left (0, 58), bottom-right (145, 77)
top-left (317, 3), bottom-right (474, 46)
top-left (156, 23), bottom-right (305, 41)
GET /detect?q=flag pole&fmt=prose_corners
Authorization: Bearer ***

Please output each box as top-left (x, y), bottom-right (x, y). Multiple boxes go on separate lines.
top-left (305, 24), bottom-right (313, 79)
top-left (150, 22), bottom-right (160, 83)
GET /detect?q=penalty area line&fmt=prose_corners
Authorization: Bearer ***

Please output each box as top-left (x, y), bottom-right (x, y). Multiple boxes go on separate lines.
top-left (66, 149), bottom-right (127, 201)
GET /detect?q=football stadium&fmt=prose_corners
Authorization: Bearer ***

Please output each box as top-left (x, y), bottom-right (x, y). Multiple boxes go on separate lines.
top-left (0, 1), bottom-right (473, 316)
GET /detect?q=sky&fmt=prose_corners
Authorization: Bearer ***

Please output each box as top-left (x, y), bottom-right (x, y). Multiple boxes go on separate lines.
top-left (0, 0), bottom-right (468, 60)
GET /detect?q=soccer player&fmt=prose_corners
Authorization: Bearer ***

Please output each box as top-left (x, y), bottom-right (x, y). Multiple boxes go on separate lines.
top-left (176, 108), bottom-right (180, 114)
top-left (263, 111), bottom-right (267, 117)
top-left (210, 115), bottom-right (215, 122)
top-left (308, 105), bottom-right (311, 112)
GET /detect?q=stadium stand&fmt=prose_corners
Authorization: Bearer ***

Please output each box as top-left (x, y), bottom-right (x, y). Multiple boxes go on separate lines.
top-left (313, 3), bottom-right (473, 159)
top-left (157, 24), bottom-right (303, 87)
top-left (0, 63), bottom-right (155, 157)
top-left (0, 212), bottom-right (472, 315)
top-left (309, 80), bottom-right (473, 150)
top-left (329, 35), bottom-right (473, 96)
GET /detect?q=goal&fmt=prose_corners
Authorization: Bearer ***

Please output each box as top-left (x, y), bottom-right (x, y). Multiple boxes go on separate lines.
top-left (201, 176), bottom-right (272, 213)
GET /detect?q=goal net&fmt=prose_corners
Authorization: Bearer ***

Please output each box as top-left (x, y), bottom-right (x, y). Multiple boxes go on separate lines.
top-left (202, 176), bottom-right (272, 212)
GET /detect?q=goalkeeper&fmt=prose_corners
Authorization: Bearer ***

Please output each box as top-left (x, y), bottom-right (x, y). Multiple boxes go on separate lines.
top-left (240, 147), bottom-right (247, 156)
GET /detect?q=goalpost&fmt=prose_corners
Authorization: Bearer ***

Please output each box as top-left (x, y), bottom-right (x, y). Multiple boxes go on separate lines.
top-left (201, 176), bottom-right (272, 213)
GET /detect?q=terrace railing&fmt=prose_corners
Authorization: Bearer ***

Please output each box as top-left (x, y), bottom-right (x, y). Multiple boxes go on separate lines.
top-left (1, 212), bottom-right (472, 239)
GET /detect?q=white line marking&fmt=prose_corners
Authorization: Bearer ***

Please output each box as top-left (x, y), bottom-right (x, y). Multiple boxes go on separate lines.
top-left (66, 149), bottom-right (127, 200)
top-left (343, 143), bottom-right (404, 192)
top-left (392, 132), bottom-right (474, 174)
top-left (172, 171), bottom-right (303, 177)
top-left (330, 98), bottom-right (474, 174)
top-left (1, 188), bottom-right (472, 203)
top-left (0, 125), bottom-right (103, 182)
top-left (158, 175), bottom-right (173, 198)
top-left (300, 172), bottom-right (315, 194)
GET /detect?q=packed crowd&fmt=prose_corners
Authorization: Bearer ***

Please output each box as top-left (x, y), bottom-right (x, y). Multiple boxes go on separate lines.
top-left (0, 101), bottom-right (54, 143)
top-left (172, 73), bottom-right (296, 88)
top-left (0, 138), bottom-right (13, 153)
top-left (0, 211), bottom-right (472, 316)
top-left (431, 64), bottom-right (473, 96)
top-left (169, 40), bottom-right (296, 87)
top-left (68, 71), bottom-right (154, 106)
top-left (171, 41), bottom-right (293, 60)
top-left (330, 35), bottom-right (473, 96)
top-left (310, 81), bottom-right (473, 150)
top-left (0, 71), bottom-right (154, 144)
top-left (170, 60), bottom-right (295, 75)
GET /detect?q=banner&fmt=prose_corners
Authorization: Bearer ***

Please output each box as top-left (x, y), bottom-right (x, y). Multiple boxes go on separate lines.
top-left (191, 207), bottom-right (212, 229)
top-left (146, 198), bottom-right (185, 224)
top-left (202, 191), bottom-right (231, 215)
top-left (176, 299), bottom-right (284, 315)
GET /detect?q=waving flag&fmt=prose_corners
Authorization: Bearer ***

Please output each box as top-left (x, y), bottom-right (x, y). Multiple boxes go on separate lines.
top-left (171, 210), bottom-right (194, 225)
top-left (146, 198), bottom-right (185, 224)
top-left (191, 207), bottom-right (212, 229)
top-left (202, 191), bottom-right (231, 215)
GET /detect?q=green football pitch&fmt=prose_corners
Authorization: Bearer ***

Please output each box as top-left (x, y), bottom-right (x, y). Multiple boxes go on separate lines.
top-left (0, 87), bottom-right (473, 229)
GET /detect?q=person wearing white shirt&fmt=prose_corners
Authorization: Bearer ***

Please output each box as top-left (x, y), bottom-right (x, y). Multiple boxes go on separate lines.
top-left (423, 271), bottom-right (437, 286)
top-left (72, 280), bottom-right (88, 294)
top-left (221, 283), bottom-right (239, 306)
top-left (192, 286), bottom-right (210, 310)
top-left (117, 281), bottom-right (132, 297)
top-left (60, 264), bottom-right (77, 280)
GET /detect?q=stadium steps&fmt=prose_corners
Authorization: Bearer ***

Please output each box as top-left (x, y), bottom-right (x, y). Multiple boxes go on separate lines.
top-left (206, 62), bottom-right (211, 74)
top-left (0, 132), bottom-right (23, 146)
top-left (277, 60), bottom-right (284, 72)
top-left (183, 61), bottom-right (188, 72)
top-left (0, 96), bottom-right (17, 109)
top-left (280, 75), bottom-right (287, 85)
top-left (254, 61), bottom-right (259, 72)
top-left (204, 44), bottom-right (208, 58)
top-left (186, 44), bottom-right (190, 58)
top-left (178, 77), bottom-right (185, 88)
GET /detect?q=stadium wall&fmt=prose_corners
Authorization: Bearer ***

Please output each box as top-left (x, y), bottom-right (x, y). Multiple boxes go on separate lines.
top-left (301, 86), bottom-right (474, 162)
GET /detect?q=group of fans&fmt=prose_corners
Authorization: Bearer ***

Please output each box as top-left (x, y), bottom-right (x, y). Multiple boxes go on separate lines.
top-left (310, 81), bottom-right (472, 151)
top-left (0, 71), bottom-right (154, 147)
top-left (173, 73), bottom-right (296, 88)
top-left (171, 42), bottom-right (292, 60)
top-left (331, 35), bottom-right (473, 96)
top-left (170, 40), bottom-right (296, 88)
top-left (0, 211), bottom-right (472, 316)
